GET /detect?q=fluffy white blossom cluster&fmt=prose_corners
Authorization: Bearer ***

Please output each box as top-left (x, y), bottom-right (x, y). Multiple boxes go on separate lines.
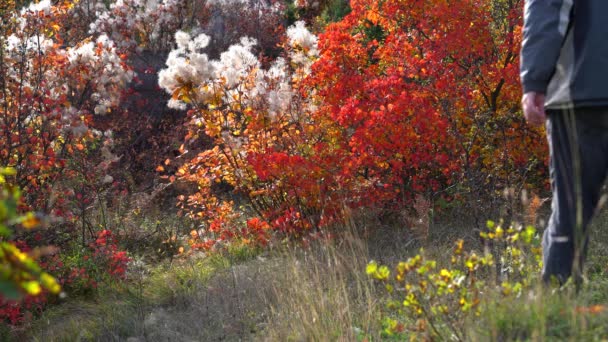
top-left (159, 31), bottom-right (262, 110)
top-left (251, 57), bottom-right (293, 119)
top-left (90, 0), bottom-right (187, 53)
top-left (4, 34), bottom-right (55, 54)
top-left (65, 35), bottom-right (135, 115)
top-left (213, 36), bottom-right (260, 88)
top-left (293, 0), bottom-right (320, 9)
top-left (3, 1), bottom-right (133, 142)
top-left (159, 21), bottom-right (319, 120)
top-left (5, 0), bottom-right (55, 53)
top-left (286, 20), bottom-right (319, 72)
top-left (158, 31), bottom-right (216, 109)
top-left (3, 8), bottom-right (59, 92)
top-left (20, 0), bottom-right (53, 15)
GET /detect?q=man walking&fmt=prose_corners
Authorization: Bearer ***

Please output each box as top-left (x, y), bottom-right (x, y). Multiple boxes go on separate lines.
top-left (521, 0), bottom-right (608, 285)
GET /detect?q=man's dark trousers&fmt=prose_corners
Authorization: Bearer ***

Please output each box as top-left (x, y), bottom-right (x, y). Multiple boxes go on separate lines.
top-left (543, 108), bottom-right (608, 283)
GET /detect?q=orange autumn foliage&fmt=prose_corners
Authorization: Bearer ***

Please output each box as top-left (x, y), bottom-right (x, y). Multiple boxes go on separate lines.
top-left (172, 0), bottom-right (548, 249)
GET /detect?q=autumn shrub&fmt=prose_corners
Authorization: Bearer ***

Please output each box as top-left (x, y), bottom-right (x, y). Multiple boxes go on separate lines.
top-left (0, 0), bottom-right (136, 318)
top-left (158, 20), bottom-right (334, 250)
top-left (81, 0), bottom-right (289, 204)
top-left (367, 220), bottom-right (542, 340)
top-left (0, 229), bottom-right (130, 328)
top-left (308, 0), bottom-right (548, 214)
top-left (0, 1), bottom-right (132, 212)
top-left (0, 0), bottom-right (134, 247)
top-left (56, 230), bottom-right (130, 295)
top-left (155, 0), bottom-right (551, 252)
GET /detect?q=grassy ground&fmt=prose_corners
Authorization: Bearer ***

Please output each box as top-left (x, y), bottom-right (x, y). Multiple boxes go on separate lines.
top-left (3, 207), bottom-right (608, 341)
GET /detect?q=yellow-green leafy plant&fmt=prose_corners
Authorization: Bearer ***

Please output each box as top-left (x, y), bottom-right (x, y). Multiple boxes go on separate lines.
top-left (367, 221), bottom-right (542, 340)
top-left (0, 167), bottom-right (60, 300)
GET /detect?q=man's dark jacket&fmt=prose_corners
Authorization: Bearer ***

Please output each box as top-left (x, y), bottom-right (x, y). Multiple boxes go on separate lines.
top-left (520, 0), bottom-right (608, 109)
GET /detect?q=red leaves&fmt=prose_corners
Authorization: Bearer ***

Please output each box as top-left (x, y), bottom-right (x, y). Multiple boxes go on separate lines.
top-left (305, 0), bottom-right (545, 207)
top-left (172, 0), bottom-right (547, 252)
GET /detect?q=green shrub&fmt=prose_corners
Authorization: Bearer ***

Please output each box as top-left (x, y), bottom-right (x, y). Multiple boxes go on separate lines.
top-left (368, 220), bottom-right (542, 340)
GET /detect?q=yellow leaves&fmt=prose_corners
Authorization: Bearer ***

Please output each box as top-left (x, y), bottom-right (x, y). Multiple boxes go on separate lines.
top-left (439, 268), bottom-right (452, 282)
top-left (21, 212), bottom-right (41, 229)
top-left (454, 239), bottom-right (464, 255)
top-left (172, 83), bottom-right (194, 103)
top-left (0, 167), bottom-right (16, 184)
top-left (1, 241), bottom-right (61, 298)
top-left (366, 261), bottom-right (390, 280)
top-left (64, 0), bottom-right (77, 10)
top-left (40, 272), bottom-right (60, 294)
top-left (366, 261), bottom-right (378, 276)
top-left (1, 167), bottom-right (16, 176)
top-left (370, 219), bottom-right (542, 338)
top-left (495, 226), bottom-right (504, 238)
top-left (0, 167), bottom-right (61, 299)
top-left (465, 253), bottom-right (478, 271)
top-left (21, 280), bottom-right (41, 296)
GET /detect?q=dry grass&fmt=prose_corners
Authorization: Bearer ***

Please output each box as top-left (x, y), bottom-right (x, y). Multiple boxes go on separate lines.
top-left (19, 200), bottom-right (608, 341)
top-left (261, 231), bottom-right (382, 341)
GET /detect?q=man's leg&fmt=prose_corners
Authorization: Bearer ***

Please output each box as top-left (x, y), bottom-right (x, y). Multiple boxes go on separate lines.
top-left (542, 108), bottom-right (608, 284)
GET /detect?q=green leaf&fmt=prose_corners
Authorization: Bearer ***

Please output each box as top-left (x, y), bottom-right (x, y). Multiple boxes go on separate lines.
top-left (0, 167), bottom-right (17, 176)
top-left (0, 224), bottom-right (10, 237)
top-left (0, 279), bottom-right (21, 300)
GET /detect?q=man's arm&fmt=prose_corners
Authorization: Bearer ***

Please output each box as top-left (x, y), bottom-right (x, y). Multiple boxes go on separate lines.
top-left (520, 0), bottom-right (573, 95)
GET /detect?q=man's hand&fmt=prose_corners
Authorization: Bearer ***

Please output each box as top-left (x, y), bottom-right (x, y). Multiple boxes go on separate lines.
top-left (522, 91), bottom-right (546, 126)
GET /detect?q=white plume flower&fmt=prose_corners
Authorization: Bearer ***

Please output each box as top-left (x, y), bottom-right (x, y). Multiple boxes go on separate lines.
top-left (22, 0), bottom-right (52, 14)
top-left (286, 21), bottom-right (318, 53)
top-left (214, 37), bottom-right (259, 88)
top-left (175, 31), bottom-right (191, 49)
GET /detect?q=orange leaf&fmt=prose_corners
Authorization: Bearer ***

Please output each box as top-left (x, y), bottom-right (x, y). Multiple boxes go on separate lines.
top-left (22, 213), bottom-right (41, 229)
